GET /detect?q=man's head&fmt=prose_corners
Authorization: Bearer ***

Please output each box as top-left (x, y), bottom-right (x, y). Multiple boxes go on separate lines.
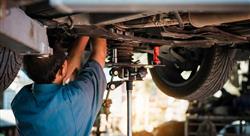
top-left (23, 47), bottom-right (68, 84)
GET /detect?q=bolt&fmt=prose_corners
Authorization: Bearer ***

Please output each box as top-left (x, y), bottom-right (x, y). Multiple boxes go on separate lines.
top-left (110, 84), bottom-right (116, 90)
top-left (113, 70), bottom-right (119, 76)
top-left (110, 28), bottom-right (115, 33)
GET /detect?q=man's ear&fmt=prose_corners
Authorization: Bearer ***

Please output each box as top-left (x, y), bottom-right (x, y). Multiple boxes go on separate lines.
top-left (53, 60), bottom-right (68, 84)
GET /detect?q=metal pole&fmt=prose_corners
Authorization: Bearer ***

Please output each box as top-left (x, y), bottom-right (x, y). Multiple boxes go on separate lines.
top-left (126, 81), bottom-right (133, 136)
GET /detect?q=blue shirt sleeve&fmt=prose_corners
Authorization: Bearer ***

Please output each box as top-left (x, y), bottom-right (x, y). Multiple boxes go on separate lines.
top-left (64, 60), bottom-right (107, 132)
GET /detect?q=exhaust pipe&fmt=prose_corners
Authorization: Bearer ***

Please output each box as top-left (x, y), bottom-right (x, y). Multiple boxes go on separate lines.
top-left (189, 12), bottom-right (250, 28)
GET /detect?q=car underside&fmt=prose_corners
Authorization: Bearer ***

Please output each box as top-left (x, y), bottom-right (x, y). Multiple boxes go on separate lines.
top-left (1, 0), bottom-right (250, 102)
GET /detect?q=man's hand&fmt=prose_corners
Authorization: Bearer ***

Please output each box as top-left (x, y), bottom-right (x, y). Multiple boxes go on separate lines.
top-left (64, 36), bottom-right (89, 81)
top-left (90, 38), bottom-right (107, 68)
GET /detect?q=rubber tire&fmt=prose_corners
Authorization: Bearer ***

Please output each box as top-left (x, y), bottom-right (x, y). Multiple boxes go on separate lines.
top-left (149, 47), bottom-right (236, 100)
top-left (0, 47), bottom-right (22, 92)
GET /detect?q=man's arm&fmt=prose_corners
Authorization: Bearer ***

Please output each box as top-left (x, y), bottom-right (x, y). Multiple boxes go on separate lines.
top-left (65, 38), bottom-right (107, 125)
top-left (90, 38), bottom-right (107, 68)
top-left (64, 36), bottom-right (89, 81)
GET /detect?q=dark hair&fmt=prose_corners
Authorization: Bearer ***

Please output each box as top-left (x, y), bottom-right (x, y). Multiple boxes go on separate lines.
top-left (23, 47), bottom-right (67, 83)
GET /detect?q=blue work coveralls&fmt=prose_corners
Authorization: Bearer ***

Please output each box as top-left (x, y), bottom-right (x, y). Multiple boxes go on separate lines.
top-left (11, 60), bottom-right (107, 136)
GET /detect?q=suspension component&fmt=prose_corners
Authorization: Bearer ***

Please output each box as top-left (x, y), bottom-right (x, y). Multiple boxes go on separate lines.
top-left (106, 81), bottom-right (124, 90)
top-left (104, 29), bottom-right (150, 136)
top-left (108, 41), bottom-right (138, 63)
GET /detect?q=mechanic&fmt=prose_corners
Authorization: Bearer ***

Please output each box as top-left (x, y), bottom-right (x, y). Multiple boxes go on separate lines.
top-left (11, 36), bottom-right (107, 136)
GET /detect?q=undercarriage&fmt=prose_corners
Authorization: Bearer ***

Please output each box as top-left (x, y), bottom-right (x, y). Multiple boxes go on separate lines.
top-left (1, 0), bottom-right (250, 101)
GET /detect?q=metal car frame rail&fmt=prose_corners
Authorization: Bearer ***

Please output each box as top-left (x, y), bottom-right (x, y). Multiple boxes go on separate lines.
top-left (50, 0), bottom-right (250, 13)
top-left (0, 8), bottom-right (51, 55)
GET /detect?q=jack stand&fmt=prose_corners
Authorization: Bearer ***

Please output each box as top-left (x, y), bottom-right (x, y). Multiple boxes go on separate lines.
top-left (126, 81), bottom-right (133, 136)
top-left (105, 66), bottom-right (148, 136)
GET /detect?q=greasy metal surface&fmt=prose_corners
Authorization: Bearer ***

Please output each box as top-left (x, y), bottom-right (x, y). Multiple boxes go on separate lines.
top-left (194, 27), bottom-right (248, 41)
top-left (189, 12), bottom-right (250, 28)
top-left (54, 13), bottom-right (91, 26)
top-left (50, 0), bottom-right (250, 13)
top-left (118, 16), bottom-right (190, 29)
top-left (71, 25), bottom-right (248, 47)
top-left (90, 12), bottom-right (162, 25)
top-left (161, 26), bottom-right (248, 41)
top-left (54, 12), bottom-right (164, 26)
top-left (105, 63), bottom-right (165, 68)
top-left (0, 8), bottom-right (51, 55)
